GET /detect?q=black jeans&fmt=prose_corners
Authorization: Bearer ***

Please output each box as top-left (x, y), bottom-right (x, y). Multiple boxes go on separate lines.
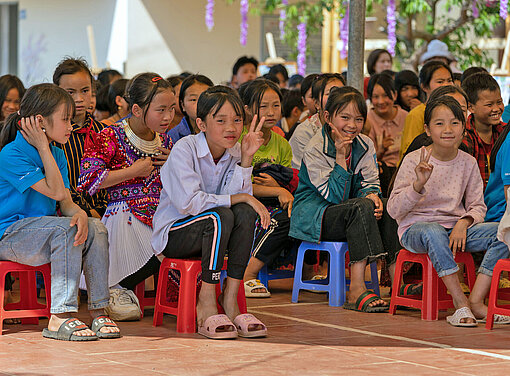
top-left (162, 204), bottom-right (257, 284)
top-left (317, 197), bottom-right (400, 265)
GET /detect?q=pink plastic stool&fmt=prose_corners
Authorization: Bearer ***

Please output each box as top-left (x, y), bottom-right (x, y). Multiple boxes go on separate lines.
top-left (389, 249), bottom-right (476, 320)
top-left (0, 261), bottom-right (51, 334)
top-left (135, 280), bottom-right (156, 319)
top-left (152, 258), bottom-right (247, 333)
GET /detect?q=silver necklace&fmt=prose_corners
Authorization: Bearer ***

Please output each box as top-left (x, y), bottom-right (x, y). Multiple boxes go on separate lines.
top-left (122, 119), bottom-right (161, 157)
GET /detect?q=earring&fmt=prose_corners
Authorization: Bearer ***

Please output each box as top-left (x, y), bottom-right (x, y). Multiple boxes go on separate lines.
top-left (42, 128), bottom-right (46, 133)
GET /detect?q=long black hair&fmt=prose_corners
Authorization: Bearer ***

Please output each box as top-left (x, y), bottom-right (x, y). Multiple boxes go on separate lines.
top-left (0, 75), bottom-right (26, 121)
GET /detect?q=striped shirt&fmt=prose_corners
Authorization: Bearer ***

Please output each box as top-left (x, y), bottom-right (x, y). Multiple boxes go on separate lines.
top-left (54, 112), bottom-right (108, 215)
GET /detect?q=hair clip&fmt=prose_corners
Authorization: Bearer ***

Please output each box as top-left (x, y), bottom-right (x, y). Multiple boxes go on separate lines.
top-left (152, 76), bottom-right (163, 82)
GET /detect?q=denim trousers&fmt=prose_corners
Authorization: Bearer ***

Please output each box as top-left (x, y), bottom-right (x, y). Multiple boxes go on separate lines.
top-left (0, 216), bottom-right (110, 314)
top-left (401, 221), bottom-right (509, 277)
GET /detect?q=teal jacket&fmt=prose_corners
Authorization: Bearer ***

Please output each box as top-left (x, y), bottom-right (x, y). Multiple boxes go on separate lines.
top-left (289, 125), bottom-right (381, 242)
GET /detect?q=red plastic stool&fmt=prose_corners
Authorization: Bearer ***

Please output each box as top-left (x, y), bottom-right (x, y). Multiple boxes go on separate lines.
top-left (486, 259), bottom-right (510, 330)
top-left (0, 261), bottom-right (51, 334)
top-left (135, 279), bottom-right (156, 319)
top-left (152, 258), bottom-right (247, 333)
top-left (389, 249), bottom-right (476, 320)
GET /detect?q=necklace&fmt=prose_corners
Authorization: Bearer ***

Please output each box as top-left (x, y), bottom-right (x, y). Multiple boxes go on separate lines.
top-left (122, 120), bottom-right (161, 157)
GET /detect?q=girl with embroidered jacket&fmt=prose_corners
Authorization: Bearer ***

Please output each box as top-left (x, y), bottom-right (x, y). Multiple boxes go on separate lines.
top-left (290, 86), bottom-right (400, 313)
top-left (78, 73), bottom-right (176, 321)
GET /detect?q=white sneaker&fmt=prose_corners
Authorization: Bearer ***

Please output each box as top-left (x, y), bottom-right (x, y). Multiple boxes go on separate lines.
top-left (105, 288), bottom-right (142, 321)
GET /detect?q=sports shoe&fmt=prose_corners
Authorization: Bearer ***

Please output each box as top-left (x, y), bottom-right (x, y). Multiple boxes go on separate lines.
top-left (105, 288), bottom-right (142, 321)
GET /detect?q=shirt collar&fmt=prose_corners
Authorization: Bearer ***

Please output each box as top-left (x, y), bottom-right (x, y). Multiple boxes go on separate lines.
top-left (196, 132), bottom-right (241, 160)
top-left (72, 112), bottom-right (93, 132)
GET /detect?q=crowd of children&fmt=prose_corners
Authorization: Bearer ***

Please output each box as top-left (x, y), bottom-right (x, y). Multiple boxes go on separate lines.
top-left (1, 42), bottom-right (510, 340)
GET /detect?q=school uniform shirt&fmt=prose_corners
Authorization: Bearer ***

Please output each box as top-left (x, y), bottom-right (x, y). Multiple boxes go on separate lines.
top-left (166, 116), bottom-right (193, 145)
top-left (289, 113), bottom-right (322, 169)
top-left (388, 149), bottom-right (486, 240)
top-left (240, 129), bottom-right (293, 169)
top-left (367, 106), bottom-right (408, 167)
top-left (485, 132), bottom-right (510, 222)
top-left (0, 132), bottom-right (70, 238)
top-left (462, 114), bottom-right (505, 190)
top-left (399, 103), bottom-right (426, 162)
top-left (151, 132), bottom-right (253, 254)
top-left (53, 112), bottom-right (108, 215)
top-left (289, 125), bottom-right (381, 242)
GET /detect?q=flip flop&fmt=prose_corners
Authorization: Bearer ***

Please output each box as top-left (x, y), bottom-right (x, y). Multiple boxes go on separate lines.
top-left (477, 314), bottom-right (510, 324)
top-left (233, 313), bottom-right (267, 338)
top-left (399, 283), bottom-right (423, 296)
top-left (244, 279), bottom-right (271, 298)
top-left (90, 315), bottom-right (121, 339)
top-left (42, 318), bottom-right (98, 341)
top-left (343, 291), bottom-right (389, 313)
top-left (197, 314), bottom-right (238, 339)
top-left (446, 307), bottom-right (477, 327)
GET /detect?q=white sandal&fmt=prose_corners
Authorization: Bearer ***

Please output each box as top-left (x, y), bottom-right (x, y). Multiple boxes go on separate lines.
top-left (478, 314), bottom-right (510, 324)
top-left (446, 306), bottom-right (478, 327)
top-left (244, 279), bottom-right (271, 298)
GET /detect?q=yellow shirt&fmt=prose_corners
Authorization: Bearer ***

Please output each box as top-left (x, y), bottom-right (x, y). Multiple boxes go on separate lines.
top-left (399, 103), bottom-right (426, 162)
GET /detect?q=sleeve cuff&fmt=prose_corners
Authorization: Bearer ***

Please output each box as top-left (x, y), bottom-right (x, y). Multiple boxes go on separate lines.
top-left (406, 186), bottom-right (425, 202)
top-left (217, 195), bottom-right (231, 208)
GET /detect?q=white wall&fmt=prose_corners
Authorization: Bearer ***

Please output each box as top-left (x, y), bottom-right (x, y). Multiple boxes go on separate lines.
top-left (17, 0), bottom-right (115, 85)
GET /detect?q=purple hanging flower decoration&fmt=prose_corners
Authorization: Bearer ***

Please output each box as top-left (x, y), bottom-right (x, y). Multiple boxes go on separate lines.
top-left (501, 0), bottom-right (508, 19)
top-left (386, 0), bottom-right (397, 56)
top-left (205, 0), bottom-right (214, 31)
top-left (472, 0), bottom-right (479, 18)
top-left (279, 0), bottom-right (289, 40)
top-left (240, 0), bottom-right (249, 46)
top-left (339, 5), bottom-right (349, 59)
top-left (297, 22), bottom-right (307, 76)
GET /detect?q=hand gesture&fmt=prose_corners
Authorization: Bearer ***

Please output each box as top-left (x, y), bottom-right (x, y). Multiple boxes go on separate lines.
top-left (409, 98), bottom-right (422, 110)
top-left (20, 116), bottom-right (49, 151)
top-left (130, 157), bottom-right (154, 178)
top-left (413, 147), bottom-right (433, 193)
top-left (366, 193), bottom-right (383, 220)
top-left (70, 210), bottom-right (89, 246)
top-left (278, 188), bottom-right (294, 217)
top-left (330, 125), bottom-right (352, 157)
top-left (241, 114), bottom-right (265, 167)
top-left (253, 173), bottom-right (279, 187)
top-left (152, 146), bottom-right (170, 166)
top-left (381, 129), bottom-right (394, 151)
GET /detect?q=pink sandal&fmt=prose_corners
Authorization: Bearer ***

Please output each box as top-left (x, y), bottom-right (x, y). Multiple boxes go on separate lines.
top-left (197, 314), bottom-right (238, 339)
top-left (233, 313), bottom-right (267, 338)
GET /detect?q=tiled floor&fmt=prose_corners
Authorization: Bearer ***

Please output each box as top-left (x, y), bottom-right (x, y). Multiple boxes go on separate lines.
top-left (2, 279), bottom-right (510, 376)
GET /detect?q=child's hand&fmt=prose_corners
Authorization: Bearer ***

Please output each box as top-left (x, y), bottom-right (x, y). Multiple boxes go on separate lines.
top-left (277, 188), bottom-right (294, 217)
top-left (413, 147), bottom-right (433, 193)
top-left (330, 125), bottom-right (352, 157)
top-left (20, 116), bottom-right (49, 151)
top-left (130, 157), bottom-right (154, 178)
top-left (152, 146), bottom-right (170, 166)
top-left (253, 173), bottom-right (279, 187)
top-left (247, 195), bottom-right (271, 229)
top-left (409, 98), bottom-right (422, 110)
top-left (381, 129), bottom-right (394, 151)
top-left (241, 114), bottom-right (265, 167)
top-left (366, 193), bottom-right (383, 220)
top-left (70, 210), bottom-right (89, 246)
top-left (449, 219), bottom-right (470, 258)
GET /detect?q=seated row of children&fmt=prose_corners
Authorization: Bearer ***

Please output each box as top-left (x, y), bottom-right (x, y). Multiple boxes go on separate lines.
top-left (0, 50), bottom-right (509, 340)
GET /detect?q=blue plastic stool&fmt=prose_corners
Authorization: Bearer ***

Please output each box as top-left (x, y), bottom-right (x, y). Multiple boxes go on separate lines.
top-left (291, 241), bottom-right (380, 307)
top-left (258, 265), bottom-right (294, 288)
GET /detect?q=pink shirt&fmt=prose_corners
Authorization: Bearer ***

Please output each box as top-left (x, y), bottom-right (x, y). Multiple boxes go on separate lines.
top-left (387, 149), bottom-right (486, 239)
top-left (367, 106), bottom-right (407, 167)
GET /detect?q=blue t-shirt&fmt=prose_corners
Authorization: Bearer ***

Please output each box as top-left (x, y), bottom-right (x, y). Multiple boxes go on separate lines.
top-left (485, 132), bottom-right (510, 221)
top-left (166, 117), bottom-right (192, 144)
top-left (502, 104), bottom-right (510, 124)
top-left (0, 132), bottom-right (70, 238)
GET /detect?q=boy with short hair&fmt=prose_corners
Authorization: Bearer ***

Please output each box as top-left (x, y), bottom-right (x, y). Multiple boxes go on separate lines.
top-left (277, 90), bottom-right (305, 138)
top-left (461, 72), bottom-right (506, 189)
top-left (231, 56), bottom-right (258, 89)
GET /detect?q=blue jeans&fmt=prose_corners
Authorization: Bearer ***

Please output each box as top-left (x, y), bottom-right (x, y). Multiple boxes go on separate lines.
top-left (401, 221), bottom-right (509, 277)
top-left (0, 216), bottom-right (110, 314)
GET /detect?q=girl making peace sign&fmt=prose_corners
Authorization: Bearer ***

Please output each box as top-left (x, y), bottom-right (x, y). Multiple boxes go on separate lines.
top-left (388, 96), bottom-right (510, 327)
top-left (152, 86), bottom-right (269, 339)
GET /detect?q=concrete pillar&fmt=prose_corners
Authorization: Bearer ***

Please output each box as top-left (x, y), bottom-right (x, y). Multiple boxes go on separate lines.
top-left (347, 0), bottom-right (365, 92)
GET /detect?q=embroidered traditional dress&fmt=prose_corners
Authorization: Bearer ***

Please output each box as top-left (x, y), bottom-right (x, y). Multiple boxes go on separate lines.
top-left (78, 119), bottom-right (172, 286)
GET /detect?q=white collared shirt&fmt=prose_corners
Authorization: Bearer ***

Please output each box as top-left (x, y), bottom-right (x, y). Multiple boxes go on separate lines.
top-left (151, 132), bottom-right (253, 254)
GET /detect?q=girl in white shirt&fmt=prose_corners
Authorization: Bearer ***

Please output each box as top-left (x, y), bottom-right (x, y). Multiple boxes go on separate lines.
top-left (152, 86), bottom-right (269, 339)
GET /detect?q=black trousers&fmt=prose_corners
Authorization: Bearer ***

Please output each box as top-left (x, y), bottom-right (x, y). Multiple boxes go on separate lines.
top-left (119, 255), bottom-right (161, 291)
top-left (306, 197), bottom-right (400, 265)
top-left (162, 204), bottom-right (257, 284)
top-left (252, 208), bottom-right (293, 266)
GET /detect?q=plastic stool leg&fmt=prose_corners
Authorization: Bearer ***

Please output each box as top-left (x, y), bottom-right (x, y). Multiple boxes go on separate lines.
top-left (327, 243), bottom-right (347, 307)
top-left (258, 265), bottom-right (269, 288)
top-left (422, 259), bottom-right (439, 320)
top-left (368, 261), bottom-right (380, 296)
top-left (486, 263), bottom-right (503, 330)
top-left (152, 264), bottom-right (169, 327)
top-left (291, 246), bottom-right (306, 303)
top-left (176, 266), bottom-right (199, 334)
top-left (20, 271), bottom-right (39, 325)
